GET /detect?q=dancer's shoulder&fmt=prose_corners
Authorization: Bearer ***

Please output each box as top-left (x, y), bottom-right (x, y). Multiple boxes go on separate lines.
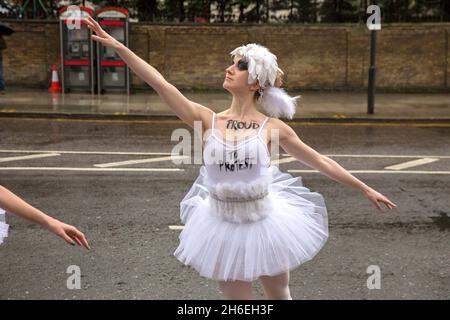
top-left (263, 117), bottom-right (300, 142)
top-left (264, 117), bottom-right (290, 131)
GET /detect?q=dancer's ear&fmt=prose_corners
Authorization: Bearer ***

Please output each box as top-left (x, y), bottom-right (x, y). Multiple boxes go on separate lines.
top-left (249, 80), bottom-right (260, 93)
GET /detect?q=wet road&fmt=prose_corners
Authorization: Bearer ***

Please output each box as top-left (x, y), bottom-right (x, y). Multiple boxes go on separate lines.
top-left (0, 118), bottom-right (449, 299)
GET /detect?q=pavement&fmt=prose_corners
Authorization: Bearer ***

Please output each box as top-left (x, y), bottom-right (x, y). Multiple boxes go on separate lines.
top-left (0, 87), bottom-right (449, 122)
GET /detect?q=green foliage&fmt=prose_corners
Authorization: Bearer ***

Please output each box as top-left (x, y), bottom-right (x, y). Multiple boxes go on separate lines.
top-left (1, 0), bottom-right (448, 22)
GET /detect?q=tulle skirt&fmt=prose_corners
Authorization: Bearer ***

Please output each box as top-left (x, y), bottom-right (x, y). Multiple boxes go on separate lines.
top-left (173, 165), bottom-right (329, 282)
top-left (0, 208), bottom-right (9, 245)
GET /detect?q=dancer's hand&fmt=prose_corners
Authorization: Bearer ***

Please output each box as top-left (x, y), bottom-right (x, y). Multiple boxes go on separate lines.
top-left (85, 15), bottom-right (122, 50)
top-left (47, 219), bottom-right (90, 250)
top-left (364, 189), bottom-right (397, 212)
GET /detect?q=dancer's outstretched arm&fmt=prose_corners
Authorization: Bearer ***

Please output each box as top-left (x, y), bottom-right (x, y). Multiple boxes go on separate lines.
top-left (273, 119), bottom-right (397, 212)
top-left (85, 15), bottom-right (211, 129)
top-left (0, 186), bottom-right (90, 249)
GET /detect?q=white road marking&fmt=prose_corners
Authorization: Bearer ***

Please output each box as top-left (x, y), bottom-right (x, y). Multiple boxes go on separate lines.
top-left (0, 149), bottom-right (171, 156)
top-left (288, 169), bottom-right (450, 175)
top-left (0, 167), bottom-right (183, 172)
top-left (384, 158), bottom-right (439, 170)
top-left (281, 154), bottom-right (450, 158)
top-left (0, 153), bottom-right (60, 163)
top-left (94, 155), bottom-right (190, 168)
top-left (0, 167), bottom-right (447, 174)
top-left (169, 225), bottom-right (184, 230)
top-left (0, 150), bottom-right (448, 174)
top-left (1, 150), bottom-right (450, 159)
top-left (272, 157), bottom-right (297, 165)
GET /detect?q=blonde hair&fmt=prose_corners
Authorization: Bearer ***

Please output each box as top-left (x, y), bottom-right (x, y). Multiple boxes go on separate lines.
top-left (254, 67), bottom-right (284, 100)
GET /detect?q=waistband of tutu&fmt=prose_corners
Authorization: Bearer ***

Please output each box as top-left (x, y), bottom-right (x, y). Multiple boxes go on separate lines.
top-left (209, 190), bottom-right (269, 202)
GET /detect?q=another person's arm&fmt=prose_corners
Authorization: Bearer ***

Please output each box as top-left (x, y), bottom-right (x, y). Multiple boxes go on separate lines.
top-left (275, 120), bottom-right (397, 212)
top-left (0, 185), bottom-right (90, 249)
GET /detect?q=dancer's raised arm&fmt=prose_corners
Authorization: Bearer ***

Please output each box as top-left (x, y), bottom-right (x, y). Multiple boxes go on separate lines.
top-left (85, 15), bottom-right (211, 128)
top-left (274, 119), bottom-right (397, 212)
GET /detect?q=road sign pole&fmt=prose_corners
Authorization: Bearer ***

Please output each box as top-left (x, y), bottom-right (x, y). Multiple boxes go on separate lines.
top-left (367, 29), bottom-right (377, 115)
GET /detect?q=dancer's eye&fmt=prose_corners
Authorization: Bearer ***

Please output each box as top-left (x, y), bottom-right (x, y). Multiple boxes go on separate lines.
top-left (237, 60), bottom-right (248, 71)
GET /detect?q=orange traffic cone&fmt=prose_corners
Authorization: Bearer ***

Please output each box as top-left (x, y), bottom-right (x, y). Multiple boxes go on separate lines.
top-left (48, 64), bottom-right (62, 92)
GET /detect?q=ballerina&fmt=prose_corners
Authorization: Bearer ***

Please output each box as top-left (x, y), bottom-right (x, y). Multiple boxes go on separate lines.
top-left (0, 185), bottom-right (90, 250)
top-left (86, 17), bottom-right (396, 300)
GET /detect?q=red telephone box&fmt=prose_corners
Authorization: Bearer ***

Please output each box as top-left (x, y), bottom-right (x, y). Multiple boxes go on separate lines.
top-left (95, 7), bottom-right (129, 94)
top-left (59, 6), bottom-right (96, 94)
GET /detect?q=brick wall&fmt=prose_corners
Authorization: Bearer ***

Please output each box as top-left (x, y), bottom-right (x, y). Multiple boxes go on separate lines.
top-left (2, 20), bottom-right (449, 92)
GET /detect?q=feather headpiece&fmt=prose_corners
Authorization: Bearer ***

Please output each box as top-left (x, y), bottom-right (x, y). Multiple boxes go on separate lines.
top-left (230, 43), bottom-right (299, 119)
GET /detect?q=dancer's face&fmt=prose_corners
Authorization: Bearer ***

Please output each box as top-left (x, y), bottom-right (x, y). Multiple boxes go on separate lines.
top-left (223, 55), bottom-right (259, 95)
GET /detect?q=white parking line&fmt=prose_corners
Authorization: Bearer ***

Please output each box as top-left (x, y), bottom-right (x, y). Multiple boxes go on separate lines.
top-left (1, 149), bottom-right (450, 159)
top-left (0, 153), bottom-right (60, 163)
top-left (281, 154), bottom-right (450, 158)
top-left (385, 158), bottom-right (439, 170)
top-left (0, 149), bottom-right (171, 156)
top-left (288, 169), bottom-right (450, 175)
top-left (1, 167), bottom-right (446, 174)
top-left (94, 155), bottom-right (190, 168)
top-left (272, 157), bottom-right (297, 165)
top-left (0, 149), bottom-right (448, 174)
top-left (0, 167), bottom-right (184, 172)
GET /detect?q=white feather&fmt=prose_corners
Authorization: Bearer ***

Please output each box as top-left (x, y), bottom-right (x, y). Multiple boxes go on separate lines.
top-left (259, 86), bottom-right (300, 120)
top-left (230, 43), bottom-right (278, 88)
top-left (230, 43), bottom-right (299, 119)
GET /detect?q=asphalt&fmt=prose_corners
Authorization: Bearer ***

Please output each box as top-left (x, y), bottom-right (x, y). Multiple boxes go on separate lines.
top-left (0, 118), bottom-right (449, 299)
top-left (0, 87), bottom-right (448, 122)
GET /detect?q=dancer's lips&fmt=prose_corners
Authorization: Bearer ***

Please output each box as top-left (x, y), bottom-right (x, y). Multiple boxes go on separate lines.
top-left (225, 76), bottom-right (233, 81)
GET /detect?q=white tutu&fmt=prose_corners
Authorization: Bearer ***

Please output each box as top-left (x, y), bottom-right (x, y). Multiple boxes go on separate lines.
top-left (173, 165), bottom-right (328, 282)
top-left (0, 208), bottom-right (9, 245)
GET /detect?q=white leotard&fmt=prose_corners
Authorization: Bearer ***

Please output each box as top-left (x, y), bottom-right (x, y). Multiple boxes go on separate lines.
top-left (203, 111), bottom-right (271, 184)
top-left (201, 111), bottom-right (274, 222)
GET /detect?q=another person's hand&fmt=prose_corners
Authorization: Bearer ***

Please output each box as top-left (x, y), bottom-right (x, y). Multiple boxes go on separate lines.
top-left (85, 15), bottom-right (122, 50)
top-left (365, 189), bottom-right (397, 212)
top-left (47, 218), bottom-right (90, 250)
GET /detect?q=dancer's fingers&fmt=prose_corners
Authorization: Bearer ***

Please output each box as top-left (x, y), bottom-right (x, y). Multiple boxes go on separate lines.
top-left (87, 22), bottom-right (101, 36)
top-left (61, 233), bottom-right (76, 246)
top-left (379, 200), bottom-right (391, 212)
top-left (91, 35), bottom-right (105, 44)
top-left (88, 15), bottom-right (103, 32)
top-left (79, 236), bottom-right (90, 250)
top-left (381, 195), bottom-right (396, 208)
top-left (71, 235), bottom-right (82, 247)
top-left (86, 17), bottom-right (97, 32)
top-left (87, 15), bottom-right (97, 28)
top-left (86, 16), bottom-right (103, 35)
top-left (382, 198), bottom-right (395, 210)
top-left (373, 199), bottom-right (382, 211)
top-left (73, 230), bottom-right (90, 250)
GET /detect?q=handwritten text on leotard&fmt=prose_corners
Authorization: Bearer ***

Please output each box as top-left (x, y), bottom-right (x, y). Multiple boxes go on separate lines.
top-left (218, 150), bottom-right (256, 172)
top-left (226, 120), bottom-right (260, 130)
